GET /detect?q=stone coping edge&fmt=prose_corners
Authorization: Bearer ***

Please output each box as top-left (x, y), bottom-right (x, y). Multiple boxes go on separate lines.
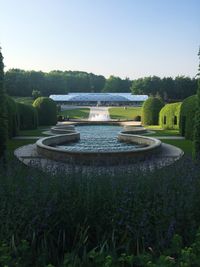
top-left (51, 125), bottom-right (75, 134)
top-left (36, 131), bottom-right (162, 166)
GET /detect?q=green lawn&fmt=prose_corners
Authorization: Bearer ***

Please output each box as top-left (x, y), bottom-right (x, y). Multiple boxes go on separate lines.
top-left (144, 125), bottom-right (192, 155)
top-left (7, 139), bottom-right (36, 151)
top-left (162, 139), bottom-right (193, 156)
top-left (19, 127), bottom-right (50, 136)
top-left (7, 139), bottom-right (36, 160)
top-left (13, 97), bottom-right (34, 105)
top-left (109, 107), bottom-right (142, 120)
top-left (59, 108), bottom-right (90, 119)
top-left (145, 126), bottom-right (180, 136)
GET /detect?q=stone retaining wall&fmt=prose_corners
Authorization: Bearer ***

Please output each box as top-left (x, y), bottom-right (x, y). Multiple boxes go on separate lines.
top-left (51, 125), bottom-right (75, 134)
top-left (36, 131), bottom-right (161, 166)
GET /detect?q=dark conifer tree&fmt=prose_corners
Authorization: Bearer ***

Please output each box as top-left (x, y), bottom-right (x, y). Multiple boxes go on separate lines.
top-left (193, 48), bottom-right (200, 160)
top-left (0, 47), bottom-right (7, 159)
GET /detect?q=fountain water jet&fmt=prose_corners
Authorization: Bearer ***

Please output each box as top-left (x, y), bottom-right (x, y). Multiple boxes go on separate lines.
top-left (89, 114), bottom-right (110, 121)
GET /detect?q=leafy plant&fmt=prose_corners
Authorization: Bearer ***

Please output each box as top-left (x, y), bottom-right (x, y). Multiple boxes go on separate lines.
top-left (0, 157), bottom-right (200, 265)
top-left (33, 97), bottom-right (57, 125)
top-left (142, 97), bottom-right (164, 125)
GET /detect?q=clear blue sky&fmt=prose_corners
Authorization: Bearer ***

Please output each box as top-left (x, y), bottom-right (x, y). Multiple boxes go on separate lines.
top-left (0, 0), bottom-right (199, 79)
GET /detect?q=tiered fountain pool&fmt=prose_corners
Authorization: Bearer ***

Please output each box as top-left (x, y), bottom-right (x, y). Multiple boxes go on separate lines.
top-left (36, 124), bottom-right (162, 166)
top-left (15, 122), bottom-right (183, 172)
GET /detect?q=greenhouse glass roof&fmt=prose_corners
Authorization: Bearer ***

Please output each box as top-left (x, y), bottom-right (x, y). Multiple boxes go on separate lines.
top-left (49, 93), bottom-right (148, 102)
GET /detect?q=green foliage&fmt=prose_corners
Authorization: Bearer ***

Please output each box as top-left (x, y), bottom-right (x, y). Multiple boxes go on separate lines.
top-left (32, 89), bottom-right (41, 99)
top-left (5, 69), bottom-right (198, 100)
top-left (0, 158), bottom-right (200, 265)
top-left (33, 97), bottom-right (57, 126)
top-left (2, 230), bottom-right (200, 267)
top-left (103, 75), bottom-right (131, 92)
top-left (5, 69), bottom-right (106, 96)
top-left (159, 102), bottom-right (182, 130)
top-left (179, 95), bottom-right (197, 140)
top-left (14, 96), bottom-right (34, 105)
top-left (131, 76), bottom-right (162, 96)
top-left (0, 47), bottom-right (7, 159)
top-left (193, 50), bottom-right (200, 160)
top-left (142, 97), bottom-right (164, 125)
top-left (6, 95), bottom-right (19, 138)
top-left (193, 109), bottom-right (200, 159)
top-left (17, 103), bottom-right (38, 130)
top-left (131, 76), bottom-right (197, 101)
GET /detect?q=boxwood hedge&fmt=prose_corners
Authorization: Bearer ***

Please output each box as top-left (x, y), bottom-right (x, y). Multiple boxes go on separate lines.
top-left (142, 97), bottom-right (164, 125)
top-left (17, 103), bottom-right (38, 130)
top-left (33, 97), bottom-right (57, 126)
top-left (180, 95), bottom-right (197, 140)
top-left (6, 95), bottom-right (19, 138)
top-left (159, 102), bottom-right (182, 130)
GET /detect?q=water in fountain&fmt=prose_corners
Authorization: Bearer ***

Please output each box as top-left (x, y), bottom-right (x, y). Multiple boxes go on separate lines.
top-left (89, 113), bottom-right (110, 121)
top-left (57, 125), bottom-right (146, 152)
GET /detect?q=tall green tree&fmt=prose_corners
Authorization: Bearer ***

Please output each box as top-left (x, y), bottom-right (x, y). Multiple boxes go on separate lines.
top-left (130, 76), bottom-right (197, 100)
top-left (103, 75), bottom-right (131, 92)
top-left (0, 48), bottom-right (7, 159)
top-left (193, 49), bottom-right (200, 160)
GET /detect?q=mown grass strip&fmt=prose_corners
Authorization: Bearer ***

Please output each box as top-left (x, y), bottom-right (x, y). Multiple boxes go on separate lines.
top-left (161, 139), bottom-right (193, 156)
top-left (109, 107), bottom-right (142, 120)
top-left (59, 108), bottom-right (90, 119)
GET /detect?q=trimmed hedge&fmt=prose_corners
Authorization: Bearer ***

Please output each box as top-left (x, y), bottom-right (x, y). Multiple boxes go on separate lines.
top-left (6, 95), bottom-right (19, 138)
top-left (180, 95), bottom-right (197, 140)
top-left (33, 97), bottom-right (57, 126)
top-left (142, 97), bottom-right (164, 125)
top-left (17, 103), bottom-right (38, 130)
top-left (159, 102), bottom-right (182, 130)
top-left (193, 78), bottom-right (200, 159)
top-left (0, 48), bottom-right (7, 159)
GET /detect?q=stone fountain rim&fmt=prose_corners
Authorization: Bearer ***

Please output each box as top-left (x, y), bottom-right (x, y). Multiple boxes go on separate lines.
top-left (36, 131), bottom-right (161, 155)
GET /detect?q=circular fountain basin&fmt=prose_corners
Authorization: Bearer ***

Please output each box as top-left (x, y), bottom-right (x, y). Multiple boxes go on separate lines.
top-left (51, 125), bottom-right (75, 134)
top-left (122, 126), bottom-right (148, 134)
top-left (36, 125), bottom-right (161, 166)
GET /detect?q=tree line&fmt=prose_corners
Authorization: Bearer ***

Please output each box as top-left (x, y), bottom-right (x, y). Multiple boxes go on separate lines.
top-left (5, 69), bottom-right (106, 96)
top-left (131, 76), bottom-right (197, 101)
top-left (5, 69), bottom-right (198, 101)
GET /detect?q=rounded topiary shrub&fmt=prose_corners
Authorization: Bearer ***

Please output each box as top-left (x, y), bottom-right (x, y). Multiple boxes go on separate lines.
top-left (17, 103), bottom-right (38, 130)
top-left (142, 97), bottom-right (164, 125)
top-left (180, 95), bottom-right (197, 140)
top-left (33, 97), bottom-right (57, 126)
top-left (6, 95), bottom-right (19, 138)
top-left (159, 102), bottom-right (182, 130)
top-left (134, 115), bottom-right (141, 121)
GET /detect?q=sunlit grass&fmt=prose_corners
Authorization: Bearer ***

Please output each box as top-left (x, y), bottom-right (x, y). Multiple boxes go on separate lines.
top-left (109, 106), bottom-right (142, 120)
top-left (59, 108), bottom-right (90, 119)
top-left (145, 125), bottom-right (180, 136)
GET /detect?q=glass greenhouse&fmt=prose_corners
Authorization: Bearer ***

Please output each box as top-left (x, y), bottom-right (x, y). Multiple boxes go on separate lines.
top-left (49, 93), bottom-right (148, 106)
